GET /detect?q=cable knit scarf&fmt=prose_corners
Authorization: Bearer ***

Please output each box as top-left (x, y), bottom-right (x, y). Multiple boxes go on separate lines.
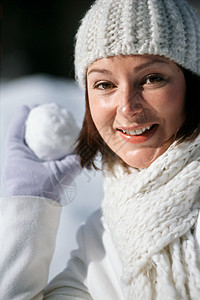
top-left (102, 135), bottom-right (200, 300)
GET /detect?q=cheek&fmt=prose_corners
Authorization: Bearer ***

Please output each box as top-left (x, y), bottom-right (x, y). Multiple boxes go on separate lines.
top-left (145, 85), bottom-right (185, 124)
top-left (89, 102), bottom-right (103, 130)
top-left (89, 102), bottom-right (100, 127)
top-left (164, 88), bottom-right (185, 126)
top-left (88, 97), bottom-right (115, 132)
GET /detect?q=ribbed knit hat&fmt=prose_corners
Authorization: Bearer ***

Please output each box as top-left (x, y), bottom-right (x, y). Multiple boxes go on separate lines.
top-left (74, 0), bottom-right (200, 89)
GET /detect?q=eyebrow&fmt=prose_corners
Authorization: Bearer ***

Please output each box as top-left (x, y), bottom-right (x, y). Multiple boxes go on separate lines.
top-left (134, 59), bottom-right (169, 72)
top-left (87, 68), bottom-right (113, 76)
top-left (87, 59), bottom-right (169, 76)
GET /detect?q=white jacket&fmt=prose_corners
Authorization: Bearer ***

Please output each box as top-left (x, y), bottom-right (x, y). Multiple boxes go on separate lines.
top-left (0, 196), bottom-right (200, 300)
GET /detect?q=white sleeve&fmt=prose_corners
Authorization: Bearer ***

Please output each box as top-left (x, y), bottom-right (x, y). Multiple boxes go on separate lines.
top-left (0, 196), bottom-right (61, 300)
top-left (43, 214), bottom-right (98, 300)
top-left (43, 255), bottom-right (93, 300)
top-left (0, 197), bottom-right (111, 300)
top-left (43, 210), bottom-right (124, 300)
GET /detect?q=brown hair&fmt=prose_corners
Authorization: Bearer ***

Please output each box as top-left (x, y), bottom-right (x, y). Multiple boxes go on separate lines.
top-left (76, 68), bottom-right (200, 170)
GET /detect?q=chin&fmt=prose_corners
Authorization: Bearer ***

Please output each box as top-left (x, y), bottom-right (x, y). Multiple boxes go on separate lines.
top-left (124, 158), bottom-right (152, 169)
top-left (119, 146), bottom-right (168, 169)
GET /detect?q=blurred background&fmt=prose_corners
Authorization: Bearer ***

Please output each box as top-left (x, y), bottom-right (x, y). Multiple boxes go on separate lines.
top-left (1, 0), bottom-right (200, 285)
top-left (2, 0), bottom-right (94, 79)
top-left (1, 0), bottom-right (200, 80)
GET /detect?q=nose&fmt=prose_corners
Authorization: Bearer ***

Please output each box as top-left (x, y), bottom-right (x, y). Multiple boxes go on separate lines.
top-left (117, 85), bottom-right (143, 119)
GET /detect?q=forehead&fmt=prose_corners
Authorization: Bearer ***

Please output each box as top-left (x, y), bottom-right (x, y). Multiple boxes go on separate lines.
top-left (87, 54), bottom-right (175, 74)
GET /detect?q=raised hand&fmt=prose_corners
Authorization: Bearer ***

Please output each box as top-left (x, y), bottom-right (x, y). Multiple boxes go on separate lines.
top-left (2, 105), bottom-right (82, 204)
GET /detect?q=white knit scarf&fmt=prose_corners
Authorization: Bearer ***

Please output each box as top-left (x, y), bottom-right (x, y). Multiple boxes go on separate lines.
top-left (102, 135), bottom-right (200, 300)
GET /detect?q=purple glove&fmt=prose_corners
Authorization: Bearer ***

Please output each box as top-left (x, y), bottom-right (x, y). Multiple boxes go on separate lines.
top-left (2, 105), bottom-right (82, 204)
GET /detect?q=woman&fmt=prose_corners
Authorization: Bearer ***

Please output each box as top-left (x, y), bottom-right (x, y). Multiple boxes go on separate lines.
top-left (1, 0), bottom-right (200, 299)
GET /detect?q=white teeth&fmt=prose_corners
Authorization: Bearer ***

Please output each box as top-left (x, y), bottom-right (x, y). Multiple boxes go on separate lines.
top-left (122, 125), bottom-right (153, 136)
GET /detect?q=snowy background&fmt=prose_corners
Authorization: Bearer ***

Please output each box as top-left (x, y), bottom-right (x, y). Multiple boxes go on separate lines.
top-left (0, 76), bottom-right (103, 282)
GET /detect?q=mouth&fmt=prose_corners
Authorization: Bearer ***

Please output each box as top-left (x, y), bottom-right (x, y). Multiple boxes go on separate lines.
top-left (116, 124), bottom-right (158, 143)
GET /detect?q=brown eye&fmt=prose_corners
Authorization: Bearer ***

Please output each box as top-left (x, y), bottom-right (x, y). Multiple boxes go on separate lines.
top-left (94, 82), bottom-right (115, 90)
top-left (144, 74), bottom-right (164, 85)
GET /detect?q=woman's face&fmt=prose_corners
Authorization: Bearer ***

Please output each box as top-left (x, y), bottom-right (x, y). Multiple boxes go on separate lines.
top-left (87, 55), bottom-right (186, 168)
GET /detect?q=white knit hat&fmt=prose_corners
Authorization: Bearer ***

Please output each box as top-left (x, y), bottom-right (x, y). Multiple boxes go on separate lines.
top-left (74, 0), bottom-right (200, 89)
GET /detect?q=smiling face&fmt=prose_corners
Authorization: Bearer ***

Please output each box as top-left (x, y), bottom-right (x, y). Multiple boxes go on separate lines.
top-left (87, 55), bottom-right (186, 169)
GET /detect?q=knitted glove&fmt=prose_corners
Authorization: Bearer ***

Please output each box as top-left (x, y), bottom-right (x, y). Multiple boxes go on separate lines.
top-left (2, 105), bottom-right (82, 203)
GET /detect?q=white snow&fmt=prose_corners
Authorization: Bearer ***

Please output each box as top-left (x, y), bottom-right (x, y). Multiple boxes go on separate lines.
top-left (25, 103), bottom-right (80, 160)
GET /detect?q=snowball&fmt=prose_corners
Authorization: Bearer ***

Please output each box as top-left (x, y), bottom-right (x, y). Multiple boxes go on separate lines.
top-left (25, 103), bottom-right (80, 160)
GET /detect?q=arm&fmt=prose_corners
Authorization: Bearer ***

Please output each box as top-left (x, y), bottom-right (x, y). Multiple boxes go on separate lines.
top-left (43, 221), bottom-right (95, 300)
top-left (44, 210), bottom-right (124, 300)
top-left (0, 197), bottom-right (121, 299)
top-left (0, 196), bottom-right (61, 299)
top-left (1, 105), bottom-right (85, 299)
top-left (0, 196), bottom-right (92, 300)
top-left (44, 258), bottom-right (92, 300)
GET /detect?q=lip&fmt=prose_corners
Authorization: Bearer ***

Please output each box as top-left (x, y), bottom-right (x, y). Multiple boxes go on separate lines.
top-left (117, 124), bottom-right (158, 144)
top-left (116, 123), bottom-right (155, 131)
